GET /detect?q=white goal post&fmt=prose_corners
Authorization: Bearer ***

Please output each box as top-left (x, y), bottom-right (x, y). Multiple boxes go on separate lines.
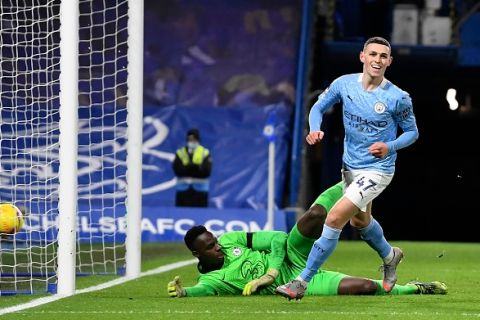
top-left (0, 0), bottom-right (143, 296)
top-left (57, 0), bottom-right (144, 296)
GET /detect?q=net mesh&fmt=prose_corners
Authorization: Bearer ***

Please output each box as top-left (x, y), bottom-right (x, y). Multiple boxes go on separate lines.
top-left (76, 0), bottom-right (129, 275)
top-left (0, 0), bottom-right (130, 294)
top-left (0, 0), bottom-right (61, 294)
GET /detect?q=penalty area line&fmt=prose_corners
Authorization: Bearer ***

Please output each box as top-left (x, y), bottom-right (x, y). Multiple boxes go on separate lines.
top-left (0, 258), bottom-right (197, 316)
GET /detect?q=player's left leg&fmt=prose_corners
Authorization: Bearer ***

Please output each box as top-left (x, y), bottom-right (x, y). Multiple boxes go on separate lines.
top-left (350, 208), bottom-right (403, 293)
top-left (345, 171), bottom-right (402, 293)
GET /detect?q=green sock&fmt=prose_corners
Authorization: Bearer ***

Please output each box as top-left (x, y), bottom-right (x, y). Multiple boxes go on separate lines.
top-left (374, 280), bottom-right (418, 295)
top-left (312, 182), bottom-right (343, 213)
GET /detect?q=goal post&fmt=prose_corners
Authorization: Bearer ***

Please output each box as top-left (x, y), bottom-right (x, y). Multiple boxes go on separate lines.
top-left (57, 0), bottom-right (80, 296)
top-left (125, 0), bottom-right (144, 279)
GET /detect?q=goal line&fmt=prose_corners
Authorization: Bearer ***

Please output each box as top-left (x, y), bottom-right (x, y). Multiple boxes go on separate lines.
top-left (0, 258), bottom-right (196, 316)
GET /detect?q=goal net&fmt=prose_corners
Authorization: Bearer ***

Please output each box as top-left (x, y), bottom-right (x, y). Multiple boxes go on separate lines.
top-left (0, 0), bottom-right (61, 296)
top-left (0, 0), bottom-right (140, 295)
top-left (76, 0), bottom-right (129, 276)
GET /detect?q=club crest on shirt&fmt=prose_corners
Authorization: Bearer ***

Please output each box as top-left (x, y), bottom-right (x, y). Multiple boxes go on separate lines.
top-left (374, 102), bottom-right (386, 114)
top-left (232, 247), bottom-right (242, 256)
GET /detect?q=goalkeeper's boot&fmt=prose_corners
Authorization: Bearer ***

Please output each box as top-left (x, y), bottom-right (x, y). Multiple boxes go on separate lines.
top-left (381, 247), bottom-right (404, 293)
top-left (275, 280), bottom-right (306, 300)
top-left (407, 281), bottom-right (448, 295)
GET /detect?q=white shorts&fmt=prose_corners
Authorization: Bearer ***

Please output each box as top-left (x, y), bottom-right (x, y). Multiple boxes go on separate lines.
top-left (342, 169), bottom-right (393, 212)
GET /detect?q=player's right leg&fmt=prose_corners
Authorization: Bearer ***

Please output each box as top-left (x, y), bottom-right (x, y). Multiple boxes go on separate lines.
top-left (276, 197), bottom-right (358, 300)
top-left (276, 183), bottom-right (344, 300)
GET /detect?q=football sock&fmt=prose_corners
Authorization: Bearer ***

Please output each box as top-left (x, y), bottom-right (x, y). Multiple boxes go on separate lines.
top-left (357, 218), bottom-right (392, 261)
top-left (374, 280), bottom-right (417, 295)
top-left (298, 224), bottom-right (341, 282)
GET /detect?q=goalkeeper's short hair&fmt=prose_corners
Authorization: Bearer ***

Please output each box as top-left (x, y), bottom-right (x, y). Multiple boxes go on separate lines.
top-left (184, 225), bottom-right (207, 251)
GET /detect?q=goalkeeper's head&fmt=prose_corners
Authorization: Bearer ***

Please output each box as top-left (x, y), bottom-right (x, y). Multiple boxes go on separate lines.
top-left (184, 225), bottom-right (224, 270)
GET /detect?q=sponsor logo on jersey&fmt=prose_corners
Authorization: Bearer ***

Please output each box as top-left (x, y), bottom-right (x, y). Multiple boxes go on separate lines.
top-left (232, 247), bottom-right (242, 256)
top-left (374, 102), bottom-right (386, 114)
top-left (241, 260), bottom-right (266, 279)
top-left (344, 111), bottom-right (388, 133)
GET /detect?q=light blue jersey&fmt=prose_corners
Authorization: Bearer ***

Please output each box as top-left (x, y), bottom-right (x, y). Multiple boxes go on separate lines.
top-left (309, 73), bottom-right (419, 174)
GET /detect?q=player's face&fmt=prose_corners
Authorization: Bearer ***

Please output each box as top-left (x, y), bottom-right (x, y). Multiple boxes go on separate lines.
top-left (192, 231), bottom-right (224, 264)
top-left (360, 43), bottom-right (392, 78)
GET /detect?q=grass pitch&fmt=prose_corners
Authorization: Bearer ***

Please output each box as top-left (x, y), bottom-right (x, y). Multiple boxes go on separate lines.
top-left (0, 241), bottom-right (479, 320)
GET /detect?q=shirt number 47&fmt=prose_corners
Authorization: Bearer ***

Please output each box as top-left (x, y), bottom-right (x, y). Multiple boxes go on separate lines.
top-left (355, 176), bottom-right (377, 199)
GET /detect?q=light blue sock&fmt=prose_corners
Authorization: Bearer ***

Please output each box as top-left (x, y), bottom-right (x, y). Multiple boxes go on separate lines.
top-left (358, 218), bottom-right (392, 259)
top-left (299, 224), bottom-right (341, 282)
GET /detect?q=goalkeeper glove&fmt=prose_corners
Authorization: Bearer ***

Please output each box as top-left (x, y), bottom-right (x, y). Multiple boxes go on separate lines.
top-left (167, 276), bottom-right (186, 298)
top-left (242, 268), bottom-right (279, 296)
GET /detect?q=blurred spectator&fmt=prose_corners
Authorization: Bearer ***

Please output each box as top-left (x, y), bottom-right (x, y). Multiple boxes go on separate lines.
top-left (143, 1), bottom-right (301, 108)
top-left (172, 128), bottom-right (212, 207)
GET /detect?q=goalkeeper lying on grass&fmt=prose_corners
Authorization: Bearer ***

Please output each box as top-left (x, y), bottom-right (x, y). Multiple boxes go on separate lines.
top-left (168, 182), bottom-right (447, 298)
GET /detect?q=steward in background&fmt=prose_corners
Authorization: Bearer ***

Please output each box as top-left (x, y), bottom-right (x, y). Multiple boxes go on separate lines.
top-left (172, 128), bottom-right (212, 207)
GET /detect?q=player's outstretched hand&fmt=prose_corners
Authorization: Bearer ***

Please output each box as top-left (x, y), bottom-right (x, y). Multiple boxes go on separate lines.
top-left (368, 142), bottom-right (389, 158)
top-left (242, 268), bottom-right (279, 296)
top-left (306, 131), bottom-right (324, 145)
top-left (168, 275), bottom-right (186, 298)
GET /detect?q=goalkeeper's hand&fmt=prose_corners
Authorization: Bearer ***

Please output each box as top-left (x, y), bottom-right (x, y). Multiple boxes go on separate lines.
top-left (167, 276), bottom-right (186, 298)
top-left (242, 268), bottom-right (279, 296)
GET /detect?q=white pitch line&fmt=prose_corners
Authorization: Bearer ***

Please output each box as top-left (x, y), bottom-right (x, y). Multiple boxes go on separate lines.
top-left (0, 258), bottom-right (197, 316)
top-left (12, 309), bottom-right (480, 318)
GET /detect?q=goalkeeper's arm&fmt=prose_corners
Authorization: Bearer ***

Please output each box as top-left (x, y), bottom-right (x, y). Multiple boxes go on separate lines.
top-left (242, 231), bottom-right (288, 295)
top-left (168, 276), bottom-right (216, 297)
top-left (242, 268), bottom-right (279, 296)
top-left (249, 231), bottom-right (288, 272)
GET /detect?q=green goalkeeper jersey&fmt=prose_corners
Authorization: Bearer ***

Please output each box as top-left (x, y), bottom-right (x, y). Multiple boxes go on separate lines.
top-left (184, 182), bottom-right (346, 297)
top-left (185, 230), bottom-right (289, 296)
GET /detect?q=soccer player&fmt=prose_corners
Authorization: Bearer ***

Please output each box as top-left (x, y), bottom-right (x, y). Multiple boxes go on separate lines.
top-left (167, 183), bottom-right (446, 298)
top-left (275, 36), bottom-right (419, 300)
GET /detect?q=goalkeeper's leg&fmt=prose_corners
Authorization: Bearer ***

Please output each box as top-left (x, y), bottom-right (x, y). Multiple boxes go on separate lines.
top-left (373, 280), bottom-right (447, 295)
top-left (337, 278), bottom-right (446, 295)
top-left (337, 277), bottom-right (415, 295)
top-left (296, 182), bottom-right (343, 239)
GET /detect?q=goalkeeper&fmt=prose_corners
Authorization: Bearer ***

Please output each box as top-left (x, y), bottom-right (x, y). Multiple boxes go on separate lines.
top-left (168, 182), bottom-right (447, 298)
